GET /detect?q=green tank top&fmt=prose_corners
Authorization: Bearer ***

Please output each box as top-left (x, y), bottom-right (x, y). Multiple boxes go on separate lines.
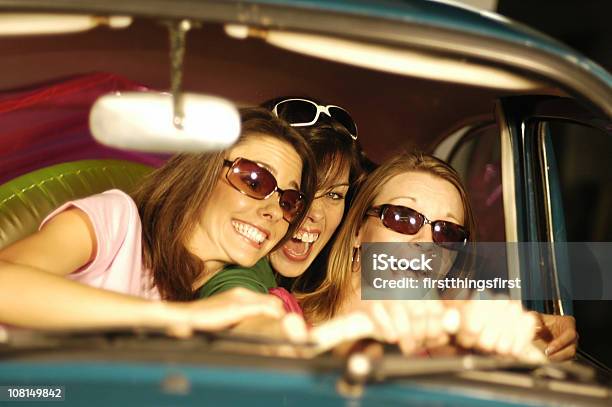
top-left (198, 258), bottom-right (277, 298)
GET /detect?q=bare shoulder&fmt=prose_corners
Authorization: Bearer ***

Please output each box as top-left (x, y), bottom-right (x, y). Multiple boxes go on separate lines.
top-left (0, 208), bottom-right (96, 276)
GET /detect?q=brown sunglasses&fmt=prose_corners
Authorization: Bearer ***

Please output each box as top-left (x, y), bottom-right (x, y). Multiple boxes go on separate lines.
top-left (223, 157), bottom-right (305, 223)
top-left (367, 204), bottom-right (469, 248)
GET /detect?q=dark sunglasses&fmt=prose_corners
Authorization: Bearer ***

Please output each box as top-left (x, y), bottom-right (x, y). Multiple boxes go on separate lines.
top-left (366, 204), bottom-right (469, 247)
top-left (272, 98), bottom-right (358, 140)
top-left (223, 157), bottom-right (305, 223)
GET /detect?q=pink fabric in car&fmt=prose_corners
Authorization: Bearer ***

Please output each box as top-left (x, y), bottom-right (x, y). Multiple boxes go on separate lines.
top-left (0, 72), bottom-right (166, 184)
top-left (268, 287), bottom-right (304, 316)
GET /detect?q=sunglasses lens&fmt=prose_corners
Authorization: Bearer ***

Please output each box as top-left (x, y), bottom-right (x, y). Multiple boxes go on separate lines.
top-left (432, 221), bottom-right (468, 246)
top-left (279, 189), bottom-right (305, 221)
top-left (275, 100), bottom-right (318, 125)
top-left (382, 205), bottom-right (423, 235)
top-left (226, 158), bottom-right (277, 199)
top-left (226, 158), bottom-right (305, 222)
top-left (328, 106), bottom-right (357, 137)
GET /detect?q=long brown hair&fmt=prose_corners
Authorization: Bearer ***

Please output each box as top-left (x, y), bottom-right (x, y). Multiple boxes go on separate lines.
top-left (134, 107), bottom-right (315, 301)
top-left (297, 151), bottom-right (476, 323)
top-left (288, 121), bottom-right (367, 292)
top-left (261, 97), bottom-right (368, 291)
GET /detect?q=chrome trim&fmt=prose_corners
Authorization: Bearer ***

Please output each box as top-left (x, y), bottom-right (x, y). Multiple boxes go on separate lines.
top-left (538, 123), bottom-right (565, 315)
top-left (496, 102), bottom-right (521, 300)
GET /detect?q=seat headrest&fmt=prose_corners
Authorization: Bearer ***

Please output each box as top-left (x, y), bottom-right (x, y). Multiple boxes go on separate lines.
top-left (0, 159), bottom-right (153, 250)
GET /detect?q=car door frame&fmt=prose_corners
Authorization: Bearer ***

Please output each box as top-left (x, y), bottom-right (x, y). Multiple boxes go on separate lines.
top-left (497, 96), bottom-right (611, 316)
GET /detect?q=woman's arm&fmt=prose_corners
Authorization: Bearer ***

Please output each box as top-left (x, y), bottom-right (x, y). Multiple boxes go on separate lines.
top-left (0, 209), bottom-right (284, 330)
top-left (0, 208), bottom-right (96, 276)
top-left (0, 208), bottom-right (170, 329)
top-left (0, 261), bottom-right (173, 329)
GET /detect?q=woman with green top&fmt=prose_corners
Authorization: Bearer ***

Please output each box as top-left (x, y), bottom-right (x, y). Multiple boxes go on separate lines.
top-left (198, 98), bottom-right (366, 315)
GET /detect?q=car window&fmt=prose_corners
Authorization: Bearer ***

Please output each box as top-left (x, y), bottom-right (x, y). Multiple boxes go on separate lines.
top-left (446, 124), bottom-right (518, 298)
top-left (448, 123), bottom-right (506, 243)
top-left (544, 120), bottom-right (612, 367)
top-left (546, 122), bottom-right (611, 241)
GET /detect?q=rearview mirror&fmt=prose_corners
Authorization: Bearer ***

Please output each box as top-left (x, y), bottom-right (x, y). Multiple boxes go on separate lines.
top-left (89, 91), bottom-right (241, 153)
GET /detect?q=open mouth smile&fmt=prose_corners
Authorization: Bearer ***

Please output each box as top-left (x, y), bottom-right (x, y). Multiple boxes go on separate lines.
top-left (231, 220), bottom-right (269, 248)
top-left (282, 229), bottom-right (321, 261)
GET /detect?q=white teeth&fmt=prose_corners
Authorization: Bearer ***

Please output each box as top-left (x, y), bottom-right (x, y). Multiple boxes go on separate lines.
top-left (293, 230), bottom-right (320, 243)
top-left (232, 221), bottom-right (266, 244)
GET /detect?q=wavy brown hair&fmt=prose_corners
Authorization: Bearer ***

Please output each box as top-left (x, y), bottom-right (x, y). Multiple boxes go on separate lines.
top-left (261, 97), bottom-right (368, 291)
top-left (287, 121), bottom-right (367, 292)
top-left (133, 107), bottom-right (315, 301)
top-left (297, 151), bottom-right (476, 323)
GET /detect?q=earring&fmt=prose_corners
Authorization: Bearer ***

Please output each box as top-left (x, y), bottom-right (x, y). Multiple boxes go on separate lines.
top-left (351, 247), bottom-right (361, 273)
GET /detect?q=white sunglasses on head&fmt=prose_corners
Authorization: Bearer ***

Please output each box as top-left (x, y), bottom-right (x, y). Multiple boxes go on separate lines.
top-left (271, 98), bottom-right (358, 140)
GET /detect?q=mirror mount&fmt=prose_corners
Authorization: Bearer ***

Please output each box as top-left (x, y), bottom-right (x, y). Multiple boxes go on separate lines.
top-left (166, 19), bottom-right (200, 130)
top-left (90, 18), bottom-right (240, 153)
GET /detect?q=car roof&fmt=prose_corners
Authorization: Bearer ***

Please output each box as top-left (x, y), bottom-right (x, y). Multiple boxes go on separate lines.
top-left (3, 0), bottom-right (611, 115)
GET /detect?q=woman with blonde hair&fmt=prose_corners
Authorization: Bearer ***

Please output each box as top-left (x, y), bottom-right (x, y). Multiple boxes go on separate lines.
top-left (305, 152), bottom-right (541, 359)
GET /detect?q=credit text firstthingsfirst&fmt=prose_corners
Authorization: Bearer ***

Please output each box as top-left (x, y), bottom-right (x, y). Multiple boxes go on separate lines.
top-left (371, 277), bottom-right (522, 291)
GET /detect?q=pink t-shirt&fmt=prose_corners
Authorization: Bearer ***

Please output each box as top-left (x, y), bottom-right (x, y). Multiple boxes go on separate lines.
top-left (40, 189), bottom-right (160, 300)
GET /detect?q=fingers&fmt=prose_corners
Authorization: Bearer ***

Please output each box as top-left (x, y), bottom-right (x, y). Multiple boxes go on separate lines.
top-left (456, 301), bottom-right (484, 349)
top-left (546, 328), bottom-right (578, 359)
top-left (390, 302), bottom-right (417, 354)
top-left (200, 303), bottom-right (280, 330)
top-left (511, 310), bottom-right (541, 361)
top-left (165, 323), bottom-right (193, 338)
top-left (281, 313), bottom-right (310, 344)
top-left (388, 301), bottom-right (421, 355)
top-left (311, 312), bottom-right (375, 351)
top-left (531, 313), bottom-right (577, 361)
top-left (229, 288), bottom-right (286, 315)
top-left (185, 288), bottom-right (287, 331)
top-left (481, 300), bottom-right (514, 353)
top-left (398, 336), bottom-right (418, 355)
top-left (389, 302), bottom-right (411, 338)
top-left (395, 300), bottom-right (448, 350)
top-left (547, 343), bottom-right (577, 362)
top-left (455, 299), bottom-right (543, 362)
top-left (442, 308), bottom-right (460, 334)
top-left (422, 301), bottom-right (447, 348)
top-left (496, 303), bottom-right (521, 356)
top-left (216, 300), bottom-right (285, 328)
top-left (406, 301), bottom-right (427, 347)
top-left (369, 302), bottom-right (399, 342)
top-left (532, 312), bottom-right (554, 342)
top-left (310, 301), bottom-right (444, 355)
top-left (315, 297), bottom-right (552, 363)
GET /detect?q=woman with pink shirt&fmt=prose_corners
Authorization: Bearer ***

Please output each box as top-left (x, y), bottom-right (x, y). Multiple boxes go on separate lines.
top-left (0, 107), bottom-right (315, 333)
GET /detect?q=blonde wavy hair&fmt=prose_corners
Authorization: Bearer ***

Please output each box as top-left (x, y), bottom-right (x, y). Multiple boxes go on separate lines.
top-left (296, 151), bottom-right (476, 323)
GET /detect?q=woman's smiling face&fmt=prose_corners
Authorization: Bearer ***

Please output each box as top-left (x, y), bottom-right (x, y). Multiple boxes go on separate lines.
top-left (270, 163), bottom-right (350, 278)
top-left (187, 133), bottom-right (303, 273)
top-left (359, 171), bottom-right (465, 244)
top-left (357, 171), bottom-right (465, 283)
